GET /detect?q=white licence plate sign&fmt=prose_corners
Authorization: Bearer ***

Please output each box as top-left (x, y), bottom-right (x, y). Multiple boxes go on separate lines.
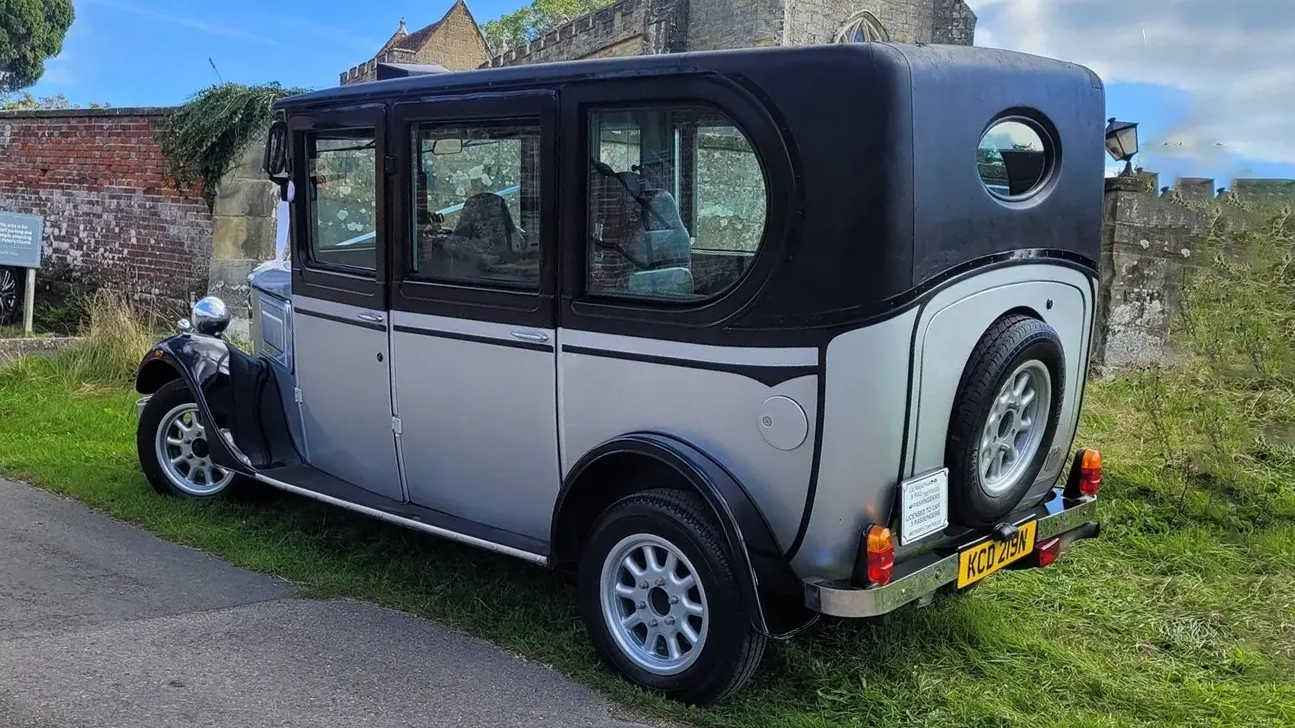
top-left (899, 469), bottom-right (949, 545)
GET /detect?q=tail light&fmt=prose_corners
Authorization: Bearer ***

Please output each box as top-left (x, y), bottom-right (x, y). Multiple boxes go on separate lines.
top-left (1065, 448), bottom-right (1103, 498)
top-left (864, 525), bottom-right (895, 586)
top-left (1035, 537), bottom-right (1062, 567)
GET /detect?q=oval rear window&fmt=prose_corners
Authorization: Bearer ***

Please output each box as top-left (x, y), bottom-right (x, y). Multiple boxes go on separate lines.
top-left (977, 119), bottom-right (1051, 201)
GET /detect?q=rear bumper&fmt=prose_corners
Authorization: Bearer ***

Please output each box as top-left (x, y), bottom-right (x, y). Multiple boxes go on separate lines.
top-left (136, 395), bottom-right (151, 418)
top-left (804, 489), bottom-right (1098, 618)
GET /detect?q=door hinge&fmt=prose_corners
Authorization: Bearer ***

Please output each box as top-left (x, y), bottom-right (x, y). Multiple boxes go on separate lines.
top-left (391, 416), bottom-right (403, 435)
top-left (293, 387), bottom-right (303, 403)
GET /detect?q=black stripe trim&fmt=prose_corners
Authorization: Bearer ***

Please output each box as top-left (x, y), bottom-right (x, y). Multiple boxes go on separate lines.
top-left (392, 324), bottom-right (554, 352)
top-left (296, 307), bottom-right (387, 332)
top-left (782, 352), bottom-right (827, 559)
top-left (561, 345), bottom-right (818, 388)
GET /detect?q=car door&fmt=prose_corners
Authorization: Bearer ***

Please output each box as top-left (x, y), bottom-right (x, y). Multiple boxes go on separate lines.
top-left (289, 105), bottom-right (403, 502)
top-left (387, 92), bottom-right (559, 546)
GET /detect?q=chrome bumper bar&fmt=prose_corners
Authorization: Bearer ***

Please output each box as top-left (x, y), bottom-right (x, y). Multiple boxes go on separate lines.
top-left (135, 395), bottom-right (151, 418)
top-left (804, 492), bottom-right (1098, 618)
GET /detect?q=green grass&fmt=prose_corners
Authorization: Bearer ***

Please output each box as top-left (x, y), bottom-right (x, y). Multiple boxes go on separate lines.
top-left (2, 359), bottom-right (1291, 727)
top-left (1, 219), bottom-right (1293, 726)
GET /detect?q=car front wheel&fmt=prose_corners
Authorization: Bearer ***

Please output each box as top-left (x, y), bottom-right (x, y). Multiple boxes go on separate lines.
top-left (137, 379), bottom-right (245, 499)
top-left (577, 488), bottom-right (766, 705)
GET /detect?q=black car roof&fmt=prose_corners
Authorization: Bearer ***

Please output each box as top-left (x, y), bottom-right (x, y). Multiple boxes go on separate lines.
top-left (277, 43), bottom-right (1096, 110)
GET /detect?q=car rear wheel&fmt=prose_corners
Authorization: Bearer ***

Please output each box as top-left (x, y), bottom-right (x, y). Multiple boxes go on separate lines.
top-left (577, 488), bottom-right (765, 705)
top-left (946, 314), bottom-right (1065, 527)
top-left (137, 380), bottom-right (246, 499)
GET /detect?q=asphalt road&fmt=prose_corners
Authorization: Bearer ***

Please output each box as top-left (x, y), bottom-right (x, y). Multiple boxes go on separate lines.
top-left (0, 478), bottom-right (662, 728)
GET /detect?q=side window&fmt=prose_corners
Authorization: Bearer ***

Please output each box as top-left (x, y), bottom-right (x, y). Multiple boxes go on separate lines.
top-left (586, 106), bottom-right (767, 302)
top-left (410, 120), bottom-right (541, 289)
top-left (307, 129), bottom-right (378, 272)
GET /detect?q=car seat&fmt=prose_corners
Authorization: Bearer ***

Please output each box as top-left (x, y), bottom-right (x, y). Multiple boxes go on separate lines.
top-left (588, 167), bottom-right (694, 297)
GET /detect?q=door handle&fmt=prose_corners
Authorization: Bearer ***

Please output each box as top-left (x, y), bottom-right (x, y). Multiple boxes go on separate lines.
top-left (357, 312), bottom-right (385, 324)
top-left (510, 329), bottom-right (549, 343)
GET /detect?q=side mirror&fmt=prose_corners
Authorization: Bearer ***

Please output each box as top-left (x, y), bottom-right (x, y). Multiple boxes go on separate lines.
top-left (263, 120), bottom-right (289, 179)
top-left (191, 296), bottom-right (231, 337)
top-left (431, 138), bottom-right (463, 155)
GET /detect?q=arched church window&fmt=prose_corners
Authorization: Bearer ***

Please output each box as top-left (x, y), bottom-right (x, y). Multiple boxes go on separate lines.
top-left (834, 10), bottom-right (891, 44)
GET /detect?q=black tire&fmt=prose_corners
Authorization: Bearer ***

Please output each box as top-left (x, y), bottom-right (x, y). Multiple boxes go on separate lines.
top-left (0, 266), bottom-right (19, 327)
top-left (137, 379), bottom-right (249, 500)
top-left (577, 488), bottom-right (766, 705)
top-left (946, 314), bottom-right (1065, 527)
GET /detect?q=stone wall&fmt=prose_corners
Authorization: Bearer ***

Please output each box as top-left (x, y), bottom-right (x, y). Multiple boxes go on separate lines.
top-left (0, 108), bottom-right (212, 310)
top-left (208, 132), bottom-right (279, 341)
top-left (1093, 175), bottom-right (1210, 373)
top-left (488, 0), bottom-right (672, 67)
top-left (1093, 172), bottom-right (1295, 375)
top-left (686, 0), bottom-right (784, 51)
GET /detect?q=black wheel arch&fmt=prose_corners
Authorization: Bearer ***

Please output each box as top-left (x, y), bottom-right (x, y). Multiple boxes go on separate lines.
top-left (135, 334), bottom-right (245, 468)
top-left (132, 333), bottom-right (299, 475)
top-left (553, 432), bottom-right (815, 637)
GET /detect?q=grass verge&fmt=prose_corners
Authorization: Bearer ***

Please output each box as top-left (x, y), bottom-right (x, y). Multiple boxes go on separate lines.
top-left (1, 226), bottom-right (1294, 727)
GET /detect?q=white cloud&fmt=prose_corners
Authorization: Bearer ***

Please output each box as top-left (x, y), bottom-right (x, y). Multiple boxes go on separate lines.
top-left (967, 0), bottom-right (1295, 168)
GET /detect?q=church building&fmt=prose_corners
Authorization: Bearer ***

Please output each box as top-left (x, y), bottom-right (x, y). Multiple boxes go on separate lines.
top-left (340, 0), bottom-right (976, 86)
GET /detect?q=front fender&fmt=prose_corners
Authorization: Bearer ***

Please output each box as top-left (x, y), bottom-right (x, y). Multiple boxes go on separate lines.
top-left (558, 433), bottom-right (816, 638)
top-left (135, 332), bottom-right (232, 395)
top-left (134, 333), bottom-right (251, 473)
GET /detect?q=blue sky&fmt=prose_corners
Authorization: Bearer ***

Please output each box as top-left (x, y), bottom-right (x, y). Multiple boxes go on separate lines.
top-left (27, 0), bottom-right (1295, 185)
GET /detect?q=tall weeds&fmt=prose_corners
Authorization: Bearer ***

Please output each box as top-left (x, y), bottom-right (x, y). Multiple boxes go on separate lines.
top-left (1088, 207), bottom-right (1295, 529)
top-left (1, 289), bottom-right (155, 391)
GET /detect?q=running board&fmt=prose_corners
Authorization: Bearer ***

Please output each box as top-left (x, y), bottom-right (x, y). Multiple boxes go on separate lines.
top-left (253, 468), bottom-right (549, 566)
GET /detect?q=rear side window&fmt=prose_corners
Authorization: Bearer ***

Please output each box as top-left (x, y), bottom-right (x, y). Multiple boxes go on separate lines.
top-left (409, 120), bottom-right (542, 289)
top-left (306, 129), bottom-right (378, 272)
top-left (586, 105), bottom-right (767, 302)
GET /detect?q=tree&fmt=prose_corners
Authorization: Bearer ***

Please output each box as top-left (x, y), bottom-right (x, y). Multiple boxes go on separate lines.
top-left (0, 91), bottom-right (68, 110)
top-left (0, 91), bottom-right (109, 110)
top-left (482, 0), bottom-right (615, 54)
top-left (0, 0), bottom-right (75, 93)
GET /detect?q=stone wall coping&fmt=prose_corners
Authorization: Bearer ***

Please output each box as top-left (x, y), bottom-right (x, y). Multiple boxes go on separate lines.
top-left (0, 106), bottom-right (176, 119)
top-left (0, 336), bottom-right (82, 355)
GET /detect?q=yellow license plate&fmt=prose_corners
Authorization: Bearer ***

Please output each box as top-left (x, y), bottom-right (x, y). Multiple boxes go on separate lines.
top-left (956, 520), bottom-right (1037, 588)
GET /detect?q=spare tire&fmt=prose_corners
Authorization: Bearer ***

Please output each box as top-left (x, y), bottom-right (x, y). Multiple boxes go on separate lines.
top-left (946, 314), bottom-right (1065, 527)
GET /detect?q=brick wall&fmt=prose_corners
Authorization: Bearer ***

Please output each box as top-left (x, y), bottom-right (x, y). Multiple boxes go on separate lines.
top-left (0, 107), bottom-right (211, 309)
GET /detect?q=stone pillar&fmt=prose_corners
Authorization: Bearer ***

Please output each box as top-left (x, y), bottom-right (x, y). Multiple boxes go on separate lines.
top-left (207, 131), bottom-right (277, 341)
top-left (1092, 175), bottom-right (1211, 375)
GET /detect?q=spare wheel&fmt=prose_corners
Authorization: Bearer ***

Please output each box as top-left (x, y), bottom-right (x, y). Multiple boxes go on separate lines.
top-left (946, 313), bottom-right (1065, 528)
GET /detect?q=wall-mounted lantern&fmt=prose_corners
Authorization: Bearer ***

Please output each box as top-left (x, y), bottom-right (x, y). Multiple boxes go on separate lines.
top-left (1104, 118), bottom-right (1139, 176)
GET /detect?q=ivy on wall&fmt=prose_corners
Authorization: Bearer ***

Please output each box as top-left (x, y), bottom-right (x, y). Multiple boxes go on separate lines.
top-left (158, 82), bottom-right (308, 210)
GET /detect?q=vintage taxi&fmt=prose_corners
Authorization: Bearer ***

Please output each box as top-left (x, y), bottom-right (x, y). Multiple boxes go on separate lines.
top-left (133, 42), bottom-right (1106, 704)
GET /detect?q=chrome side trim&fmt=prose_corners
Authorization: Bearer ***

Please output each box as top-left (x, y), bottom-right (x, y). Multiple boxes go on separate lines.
top-left (136, 395), bottom-right (152, 418)
top-left (804, 493), bottom-right (1097, 618)
top-left (251, 473), bottom-right (550, 566)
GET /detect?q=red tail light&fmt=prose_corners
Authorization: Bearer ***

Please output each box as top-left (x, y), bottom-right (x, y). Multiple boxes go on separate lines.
top-left (1065, 448), bottom-right (1103, 499)
top-left (1079, 449), bottom-right (1102, 496)
top-left (865, 525), bottom-right (895, 586)
top-left (1036, 537), bottom-right (1061, 567)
